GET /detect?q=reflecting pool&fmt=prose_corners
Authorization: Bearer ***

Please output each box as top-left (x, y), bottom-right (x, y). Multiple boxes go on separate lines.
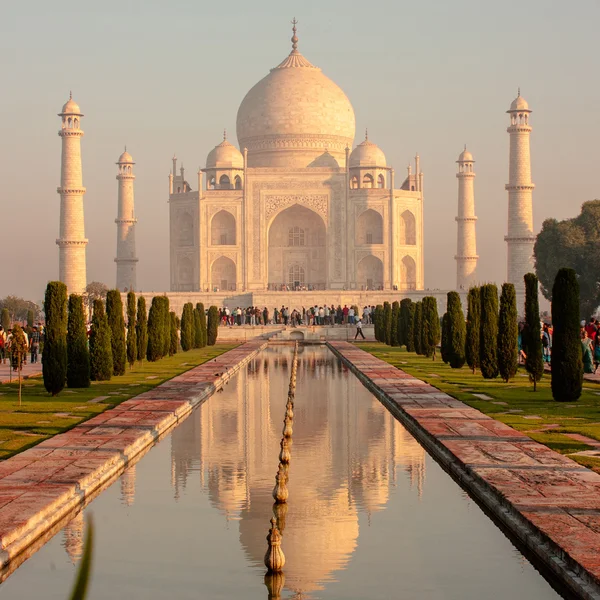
top-left (0, 345), bottom-right (562, 599)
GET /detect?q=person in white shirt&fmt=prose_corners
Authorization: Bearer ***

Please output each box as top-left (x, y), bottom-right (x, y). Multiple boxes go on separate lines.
top-left (354, 318), bottom-right (365, 340)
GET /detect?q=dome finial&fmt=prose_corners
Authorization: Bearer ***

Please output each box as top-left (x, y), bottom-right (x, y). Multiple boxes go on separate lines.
top-left (124, 144), bottom-right (127, 152)
top-left (518, 87), bottom-right (521, 97)
top-left (291, 17), bottom-right (298, 52)
top-left (464, 144), bottom-right (467, 151)
top-left (69, 90), bottom-right (72, 100)
top-left (365, 128), bottom-right (368, 141)
top-left (223, 128), bottom-right (227, 141)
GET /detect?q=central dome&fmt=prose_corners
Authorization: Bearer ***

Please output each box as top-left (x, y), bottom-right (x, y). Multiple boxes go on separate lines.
top-left (236, 27), bottom-right (355, 168)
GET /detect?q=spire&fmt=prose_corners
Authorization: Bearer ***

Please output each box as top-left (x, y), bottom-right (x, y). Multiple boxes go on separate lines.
top-left (291, 17), bottom-right (298, 52)
top-left (464, 144), bottom-right (467, 151)
top-left (124, 145), bottom-right (127, 152)
top-left (223, 128), bottom-right (227, 141)
top-left (69, 90), bottom-right (72, 100)
top-left (518, 87), bottom-right (521, 97)
top-left (365, 128), bottom-right (368, 141)
top-left (273, 17), bottom-right (317, 69)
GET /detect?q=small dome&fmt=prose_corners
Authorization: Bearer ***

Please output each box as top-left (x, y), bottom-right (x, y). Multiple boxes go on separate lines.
top-left (349, 135), bottom-right (386, 168)
top-left (458, 147), bottom-right (473, 162)
top-left (60, 95), bottom-right (82, 116)
top-left (206, 138), bottom-right (243, 169)
top-left (509, 93), bottom-right (529, 111)
top-left (118, 149), bottom-right (133, 163)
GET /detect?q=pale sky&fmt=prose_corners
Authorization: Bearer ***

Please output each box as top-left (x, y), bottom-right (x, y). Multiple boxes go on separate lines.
top-left (2, 0), bottom-right (598, 303)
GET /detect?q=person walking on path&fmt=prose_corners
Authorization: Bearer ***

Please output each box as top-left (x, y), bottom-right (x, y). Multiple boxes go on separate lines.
top-left (354, 318), bottom-right (366, 340)
top-left (582, 330), bottom-right (594, 374)
top-left (29, 326), bottom-right (40, 364)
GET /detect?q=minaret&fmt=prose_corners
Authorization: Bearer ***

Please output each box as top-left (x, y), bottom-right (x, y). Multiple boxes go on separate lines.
top-left (57, 93), bottom-right (88, 294)
top-left (455, 146), bottom-right (478, 289)
top-left (115, 148), bottom-right (138, 291)
top-left (506, 90), bottom-right (535, 312)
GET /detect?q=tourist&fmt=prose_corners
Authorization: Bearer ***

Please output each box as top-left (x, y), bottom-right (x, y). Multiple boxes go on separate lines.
top-left (348, 306), bottom-right (355, 325)
top-left (594, 333), bottom-right (600, 374)
top-left (30, 326), bottom-right (40, 364)
top-left (354, 318), bottom-right (366, 340)
top-left (581, 330), bottom-right (594, 374)
top-left (342, 305), bottom-right (349, 324)
top-left (541, 324), bottom-right (551, 364)
top-left (0, 326), bottom-right (5, 364)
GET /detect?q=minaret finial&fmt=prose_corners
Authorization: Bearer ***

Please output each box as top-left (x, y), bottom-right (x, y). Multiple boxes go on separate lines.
top-left (291, 17), bottom-right (298, 52)
top-left (124, 145), bottom-right (127, 152)
top-left (464, 144), bottom-right (467, 151)
top-left (518, 87), bottom-right (521, 97)
top-left (365, 128), bottom-right (368, 141)
top-left (69, 90), bottom-right (72, 100)
top-left (223, 128), bottom-right (227, 141)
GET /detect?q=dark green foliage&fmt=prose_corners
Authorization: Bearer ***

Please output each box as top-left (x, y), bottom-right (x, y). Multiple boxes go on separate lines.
top-left (383, 302), bottom-right (392, 346)
top-left (42, 281), bottom-right (68, 396)
top-left (67, 294), bottom-right (90, 388)
top-left (169, 311), bottom-right (178, 356)
top-left (180, 303), bottom-right (194, 351)
top-left (534, 200), bottom-right (600, 317)
top-left (398, 299), bottom-right (412, 347)
top-left (390, 301), bottom-right (400, 346)
top-left (551, 268), bottom-right (583, 402)
top-left (440, 313), bottom-right (450, 364)
top-left (421, 296), bottom-right (441, 359)
top-left (207, 306), bottom-right (219, 346)
top-left (479, 284), bottom-right (499, 379)
top-left (1, 308), bottom-right (10, 332)
top-left (135, 296), bottom-right (148, 362)
top-left (193, 306), bottom-right (202, 348)
top-left (69, 516), bottom-right (94, 600)
top-left (405, 302), bottom-right (416, 352)
top-left (26, 309), bottom-right (34, 329)
top-left (413, 301), bottom-right (423, 355)
top-left (89, 299), bottom-right (113, 381)
top-left (497, 283), bottom-right (519, 382)
top-left (146, 297), bottom-right (164, 362)
top-left (126, 291), bottom-right (137, 369)
top-left (373, 305), bottom-right (383, 342)
top-left (161, 297), bottom-right (171, 358)
top-left (196, 303), bottom-right (207, 348)
top-left (447, 291), bottom-right (466, 369)
top-left (106, 290), bottom-right (126, 377)
top-left (465, 287), bottom-right (481, 374)
top-left (524, 273), bottom-right (544, 391)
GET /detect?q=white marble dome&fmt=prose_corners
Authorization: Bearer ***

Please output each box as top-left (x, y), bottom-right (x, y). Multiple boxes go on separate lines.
top-left (60, 95), bottom-right (82, 116)
top-left (349, 136), bottom-right (386, 168)
top-left (118, 149), bottom-right (134, 163)
top-left (206, 138), bottom-right (243, 169)
top-left (509, 93), bottom-right (529, 111)
top-left (458, 147), bottom-right (473, 162)
top-left (236, 34), bottom-right (355, 168)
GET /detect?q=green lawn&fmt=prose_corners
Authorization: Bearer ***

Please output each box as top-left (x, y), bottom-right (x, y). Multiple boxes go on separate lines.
top-left (0, 344), bottom-right (238, 460)
top-left (357, 343), bottom-right (600, 470)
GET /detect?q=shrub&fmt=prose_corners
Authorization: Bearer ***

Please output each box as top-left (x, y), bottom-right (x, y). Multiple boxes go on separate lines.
top-left (465, 287), bottom-right (481, 374)
top-left (169, 311), bottom-right (178, 356)
top-left (136, 296), bottom-right (148, 363)
top-left (399, 299), bottom-right (412, 347)
top-left (42, 281), bottom-right (68, 396)
top-left (180, 303), bottom-right (194, 351)
top-left (106, 290), bottom-right (126, 377)
top-left (479, 284), bottom-right (499, 379)
top-left (440, 313), bottom-right (450, 364)
top-left (374, 305), bottom-right (383, 342)
top-left (390, 301), bottom-right (400, 346)
top-left (551, 268), bottom-right (583, 402)
top-left (524, 273), bottom-right (544, 391)
top-left (161, 297), bottom-right (171, 358)
top-left (146, 297), bottom-right (163, 362)
top-left (197, 303), bottom-right (207, 348)
top-left (89, 299), bottom-right (113, 381)
top-left (1, 308), bottom-right (10, 332)
top-left (413, 301), bottom-right (423, 355)
top-left (421, 296), bottom-right (441, 359)
top-left (67, 294), bottom-right (90, 388)
top-left (126, 291), bottom-right (137, 369)
top-left (405, 301), bottom-right (416, 352)
top-left (383, 302), bottom-right (392, 345)
top-left (207, 306), bottom-right (219, 346)
top-left (447, 291), bottom-right (466, 369)
top-left (193, 306), bottom-right (202, 348)
top-left (497, 283), bottom-right (518, 382)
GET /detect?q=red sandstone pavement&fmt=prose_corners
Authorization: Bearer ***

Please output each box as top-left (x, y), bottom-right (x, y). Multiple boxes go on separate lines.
top-left (0, 361), bottom-right (42, 385)
top-left (330, 341), bottom-right (600, 598)
top-left (0, 341), bottom-right (265, 579)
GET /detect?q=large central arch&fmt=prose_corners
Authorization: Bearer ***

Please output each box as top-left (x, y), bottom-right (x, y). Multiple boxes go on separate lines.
top-left (268, 204), bottom-right (327, 289)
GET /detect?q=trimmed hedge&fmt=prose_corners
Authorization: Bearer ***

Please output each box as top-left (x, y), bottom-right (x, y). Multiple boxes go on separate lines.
top-left (465, 287), bottom-right (481, 374)
top-left (42, 281), bottom-right (68, 396)
top-left (383, 302), bottom-right (392, 346)
top-left (524, 273), bottom-right (544, 391)
top-left (180, 303), bottom-right (194, 351)
top-left (413, 301), bottom-right (423, 355)
top-left (421, 296), bottom-right (440, 359)
top-left (479, 284), bottom-right (499, 379)
top-left (390, 301), bottom-right (400, 347)
top-left (207, 306), bottom-right (219, 346)
top-left (136, 296), bottom-right (148, 362)
top-left (126, 291), bottom-right (137, 369)
top-left (106, 290), bottom-right (126, 377)
top-left (197, 303), bottom-right (207, 348)
top-left (89, 299), bottom-right (113, 381)
top-left (169, 311), bottom-right (178, 356)
top-left (497, 283), bottom-right (518, 382)
top-left (67, 294), bottom-right (90, 388)
top-left (447, 291), bottom-right (466, 369)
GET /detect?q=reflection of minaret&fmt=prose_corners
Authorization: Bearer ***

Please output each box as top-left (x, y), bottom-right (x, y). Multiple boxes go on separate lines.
top-left (120, 464), bottom-right (137, 506)
top-left (62, 510), bottom-right (84, 563)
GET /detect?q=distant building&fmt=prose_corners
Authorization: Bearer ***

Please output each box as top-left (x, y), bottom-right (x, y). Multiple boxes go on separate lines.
top-left (455, 147), bottom-right (478, 290)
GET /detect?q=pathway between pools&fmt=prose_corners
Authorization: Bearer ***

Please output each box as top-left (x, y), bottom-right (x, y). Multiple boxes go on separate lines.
top-left (329, 341), bottom-right (600, 600)
top-left (0, 341), bottom-right (266, 580)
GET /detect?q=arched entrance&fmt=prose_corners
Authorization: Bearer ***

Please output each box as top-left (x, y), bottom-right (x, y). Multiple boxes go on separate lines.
top-left (356, 209), bottom-right (383, 245)
top-left (401, 255), bottom-right (416, 290)
top-left (211, 210), bottom-right (236, 245)
top-left (211, 256), bottom-right (236, 291)
top-left (357, 255), bottom-right (383, 290)
top-left (268, 205), bottom-right (326, 289)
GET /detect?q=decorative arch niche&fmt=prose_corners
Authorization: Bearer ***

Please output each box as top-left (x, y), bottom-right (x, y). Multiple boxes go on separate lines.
top-left (399, 210), bottom-right (416, 245)
top-left (211, 210), bottom-right (236, 245)
top-left (356, 209), bottom-right (383, 245)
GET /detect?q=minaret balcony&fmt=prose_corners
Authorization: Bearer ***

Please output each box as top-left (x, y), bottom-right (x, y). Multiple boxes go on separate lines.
top-left (57, 186), bottom-right (86, 195)
top-left (505, 184), bottom-right (535, 191)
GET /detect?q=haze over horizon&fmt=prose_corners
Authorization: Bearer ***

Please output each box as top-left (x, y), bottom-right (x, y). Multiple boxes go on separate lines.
top-left (2, 0), bottom-right (598, 303)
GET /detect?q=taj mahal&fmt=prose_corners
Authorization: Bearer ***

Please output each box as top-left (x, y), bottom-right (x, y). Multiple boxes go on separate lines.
top-left (55, 21), bottom-right (536, 313)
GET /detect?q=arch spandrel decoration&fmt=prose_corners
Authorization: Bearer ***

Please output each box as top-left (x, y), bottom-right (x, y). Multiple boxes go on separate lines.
top-left (354, 204), bottom-right (384, 219)
top-left (265, 194), bottom-right (328, 224)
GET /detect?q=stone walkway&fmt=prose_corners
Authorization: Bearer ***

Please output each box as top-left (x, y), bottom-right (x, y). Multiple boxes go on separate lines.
top-left (0, 341), bottom-right (265, 580)
top-left (329, 341), bottom-right (600, 599)
top-left (0, 361), bottom-right (42, 385)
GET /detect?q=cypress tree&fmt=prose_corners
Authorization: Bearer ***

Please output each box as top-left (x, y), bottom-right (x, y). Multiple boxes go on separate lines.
top-left (27, 309), bottom-right (34, 329)
top-left (551, 268), bottom-right (583, 402)
top-left (465, 287), bottom-right (481, 374)
top-left (126, 291), bottom-right (137, 369)
top-left (42, 281), bottom-right (68, 396)
top-left (180, 303), bottom-right (194, 351)
top-left (374, 305), bottom-right (383, 342)
top-left (390, 301), bottom-right (400, 346)
top-left (66, 294), bottom-right (90, 388)
top-left (405, 301), bottom-right (416, 352)
top-left (497, 283), bottom-right (519, 382)
top-left (89, 299), bottom-right (113, 381)
top-left (106, 290), bottom-right (126, 376)
top-left (1, 308), bottom-right (10, 332)
top-left (169, 311), bottom-right (178, 356)
top-left (421, 296), bottom-right (441, 359)
top-left (193, 306), bottom-right (202, 348)
top-left (207, 306), bottom-right (219, 346)
top-left (399, 299), bottom-right (412, 347)
top-left (161, 297), bottom-right (171, 358)
top-left (441, 312), bottom-right (450, 364)
top-left (413, 301), bottom-right (423, 355)
top-left (479, 284), bottom-right (499, 379)
top-left (146, 297), bottom-right (163, 362)
top-left (447, 291), bottom-right (466, 369)
top-left (197, 303), bottom-right (207, 348)
top-left (524, 273), bottom-right (544, 391)
top-left (136, 296), bottom-right (148, 363)
top-left (383, 302), bottom-right (392, 345)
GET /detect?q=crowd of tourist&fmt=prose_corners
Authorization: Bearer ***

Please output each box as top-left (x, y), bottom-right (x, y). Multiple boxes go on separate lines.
top-left (0, 324), bottom-right (43, 366)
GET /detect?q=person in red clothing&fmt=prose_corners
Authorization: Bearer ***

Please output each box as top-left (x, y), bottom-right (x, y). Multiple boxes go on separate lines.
top-left (342, 305), bottom-right (349, 324)
top-left (585, 318), bottom-right (597, 340)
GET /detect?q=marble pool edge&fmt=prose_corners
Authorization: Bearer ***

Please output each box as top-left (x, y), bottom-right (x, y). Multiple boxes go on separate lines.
top-left (328, 341), bottom-right (600, 600)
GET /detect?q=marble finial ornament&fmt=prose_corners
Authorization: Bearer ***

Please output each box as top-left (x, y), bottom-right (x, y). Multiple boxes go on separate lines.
top-left (265, 571), bottom-right (285, 600)
top-left (265, 517), bottom-right (285, 572)
top-left (282, 415), bottom-right (293, 438)
top-left (285, 400), bottom-right (294, 420)
top-left (279, 438), bottom-right (291, 464)
top-left (272, 467), bottom-right (289, 503)
top-left (273, 499), bottom-right (288, 532)
top-left (223, 128), bottom-right (227, 141)
top-left (291, 17), bottom-right (298, 51)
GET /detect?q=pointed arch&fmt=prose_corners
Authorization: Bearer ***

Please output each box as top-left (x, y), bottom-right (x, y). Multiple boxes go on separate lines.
top-left (219, 174), bottom-right (231, 189)
top-left (362, 173), bottom-right (374, 188)
top-left (357, 255), bottom-right (383, 290)
top-left (179, 212), bottom-right (194, 246)
top-left (211, 256), bottom-right (236, 291)
top-left (401, 255), bottom-right (417, 290)
top-left (211, 210), bottom-right (236, 245)
top-left (377, 174), bottom-right (385, 188)
top-left (356, 209), bottom-right (383, 245)
top-left (399, 210), bottom-right (416, 245)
